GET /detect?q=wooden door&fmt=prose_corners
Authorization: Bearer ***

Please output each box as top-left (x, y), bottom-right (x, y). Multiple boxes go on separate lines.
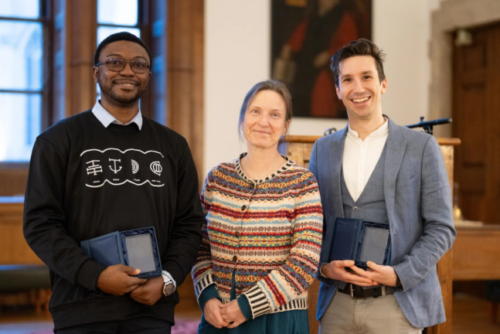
top-left (453, 23), bottom-right (500, 225)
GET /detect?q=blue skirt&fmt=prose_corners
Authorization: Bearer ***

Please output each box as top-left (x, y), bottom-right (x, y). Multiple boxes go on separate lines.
top-left (197, 309), bottom-right (310, 334)
top-left (198, 273), bottom-right (310, 334)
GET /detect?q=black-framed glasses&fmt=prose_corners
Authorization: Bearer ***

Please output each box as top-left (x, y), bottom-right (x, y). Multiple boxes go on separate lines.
top-left (95, 58), bottom-right (150, 74)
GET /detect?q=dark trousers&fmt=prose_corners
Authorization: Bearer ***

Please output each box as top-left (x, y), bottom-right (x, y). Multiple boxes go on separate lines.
top-left (56, 316), bottom-right (172, 334)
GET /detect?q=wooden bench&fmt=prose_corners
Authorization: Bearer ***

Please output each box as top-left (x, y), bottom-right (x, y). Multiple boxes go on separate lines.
top-left (0, 264), bottom-right (51, 312)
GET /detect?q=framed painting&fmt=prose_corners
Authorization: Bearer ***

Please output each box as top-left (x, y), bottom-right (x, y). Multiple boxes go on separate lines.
top-left (272, 0), bottom-right (372, 118)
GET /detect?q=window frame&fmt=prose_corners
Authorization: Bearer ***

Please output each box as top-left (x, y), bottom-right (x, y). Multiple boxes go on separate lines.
top-left (0, 0), bottom-right (52, 166)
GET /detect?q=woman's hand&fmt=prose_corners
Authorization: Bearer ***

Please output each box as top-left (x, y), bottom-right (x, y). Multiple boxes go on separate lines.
top-left (204, 298), bottom-right (229, 329)
top-left (220, 300), bottom-right (247, 328)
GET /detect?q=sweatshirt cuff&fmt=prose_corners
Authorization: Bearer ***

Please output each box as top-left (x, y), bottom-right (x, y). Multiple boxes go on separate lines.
top-left (198, 284), bottom-right (220, 311)
top-left (76, 259), bottom-right (106, 291)
top-left (237, 294), bottom-right (253, 320)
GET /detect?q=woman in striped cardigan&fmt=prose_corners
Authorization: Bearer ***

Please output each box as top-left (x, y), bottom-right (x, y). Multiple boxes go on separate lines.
top-left (192, 80), bottom-right (323, 333)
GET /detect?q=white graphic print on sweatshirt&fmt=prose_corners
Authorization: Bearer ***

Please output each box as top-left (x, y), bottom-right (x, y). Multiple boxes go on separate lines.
top-left (81, 148), bottom-right (165, 188)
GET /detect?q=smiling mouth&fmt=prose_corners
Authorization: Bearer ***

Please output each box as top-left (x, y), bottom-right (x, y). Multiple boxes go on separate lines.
top-left (114, 81), bottom-right (139, 88)
top-left (351, 96), bottom-right (370, 103)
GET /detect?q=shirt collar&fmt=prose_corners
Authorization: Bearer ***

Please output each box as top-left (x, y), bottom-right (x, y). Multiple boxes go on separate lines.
top-left (347, 117), bottom-right (388, 140)
top-left (91, 100), bottom-right (143, 130)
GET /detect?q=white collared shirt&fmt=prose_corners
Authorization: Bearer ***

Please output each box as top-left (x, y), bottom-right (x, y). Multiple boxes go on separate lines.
top-left (342, 118), bottom-right (389, 201)
top-left (91, 100), bottom-right (143, 130)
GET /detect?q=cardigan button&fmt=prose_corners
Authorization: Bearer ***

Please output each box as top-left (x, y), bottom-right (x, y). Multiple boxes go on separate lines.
top-left (353, 206), bottom-right (359, 211)
top-left (235, 231), bottom-right (240, 238)
top-left (241, 205), bottom-right (247, 211)
top-left (233, 255), bottom-right (238, 262)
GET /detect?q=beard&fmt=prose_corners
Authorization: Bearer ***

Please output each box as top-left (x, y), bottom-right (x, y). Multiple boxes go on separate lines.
top-left (98, 79), bottom-right (147, 105)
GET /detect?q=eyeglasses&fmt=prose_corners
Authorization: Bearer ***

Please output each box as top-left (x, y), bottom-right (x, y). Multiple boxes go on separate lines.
top-left (95, 58), bottom-right (150, 74)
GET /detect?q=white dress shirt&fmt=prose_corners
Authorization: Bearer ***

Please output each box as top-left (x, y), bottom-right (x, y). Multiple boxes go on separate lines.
top-left (342, 118), bottom-right (389, 201)
top-left (91, 100), bottom-right (143, 130)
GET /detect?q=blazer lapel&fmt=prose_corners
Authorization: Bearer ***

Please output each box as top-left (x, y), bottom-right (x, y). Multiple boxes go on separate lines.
top-left (384, 118), bottom-right (406, 225)
top-left (330, 126), bottom-right (348, 218)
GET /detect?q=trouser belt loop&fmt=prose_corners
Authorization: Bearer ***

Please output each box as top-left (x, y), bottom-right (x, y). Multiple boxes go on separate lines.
top-left (381, 285), bottom-right (386, 296)
top-left (350, 284), bottom-right (354, 298)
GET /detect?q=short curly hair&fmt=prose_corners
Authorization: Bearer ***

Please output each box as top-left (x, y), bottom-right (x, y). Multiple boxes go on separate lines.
top-left (94, 32), bottom-right (152, 68)
top-left (330, 38), bottom-right (386, 87)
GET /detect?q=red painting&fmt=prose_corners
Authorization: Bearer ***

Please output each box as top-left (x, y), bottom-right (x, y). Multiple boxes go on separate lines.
top-left (272, 0), bottom-right (372, 118)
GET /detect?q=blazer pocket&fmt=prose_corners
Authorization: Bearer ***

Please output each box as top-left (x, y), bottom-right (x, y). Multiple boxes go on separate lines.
top-left (396, 174), bottom-right (417, 187)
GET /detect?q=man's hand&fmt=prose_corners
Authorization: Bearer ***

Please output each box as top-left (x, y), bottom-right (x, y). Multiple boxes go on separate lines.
top-left (321, 260), bottom-right (378, 286)
top-left (349, 261), bottom-right (399, 287)
top-left (220, 300), bottom-right (246, 329)
top-left (129, 276), bottom-right (164, 305)
top-left (204, 298), bottom-right (229, 329)
top-left (97, 264), bottom-right (146, 295)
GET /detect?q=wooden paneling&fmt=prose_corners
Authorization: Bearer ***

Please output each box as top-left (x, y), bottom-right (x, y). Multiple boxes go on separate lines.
top-left (147, 0), bottom-right (205, 181)
top-left (0, 200), bottom-right (42, 265)
top-left (0, 169), bottom-right (28, 197)
top-left (66, 0), bottom-right (97, 117)
top-left (51, 0), bottom-right (98, 119)
top-left (453, 226), bottom-right (500, 280)
top-left (284, 135), bottom-right (458, 334)
top-left (166, 0), bottom-right (205, 182)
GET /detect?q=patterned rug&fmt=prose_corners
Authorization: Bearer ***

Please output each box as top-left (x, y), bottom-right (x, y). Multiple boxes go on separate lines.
top-left (4, 320), bottom-right (199, 334)
top-left (172, 320), bottom-right (198, 334)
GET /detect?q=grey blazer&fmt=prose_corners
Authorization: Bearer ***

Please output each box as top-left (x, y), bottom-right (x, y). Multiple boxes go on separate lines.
top-left (309, 118), bottom-right (456, 328)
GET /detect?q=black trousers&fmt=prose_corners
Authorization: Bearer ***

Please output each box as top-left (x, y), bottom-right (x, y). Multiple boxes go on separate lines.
top-left (56, 316), bottom-right (172, 334)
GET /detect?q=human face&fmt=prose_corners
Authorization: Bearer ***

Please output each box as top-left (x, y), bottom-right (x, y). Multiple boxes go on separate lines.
top-left (336, 56), bottom-right (387, 122)
top-left (243, 90), bottom-right (289, 151)
top-left (92, 40), bottom-right (151, 107)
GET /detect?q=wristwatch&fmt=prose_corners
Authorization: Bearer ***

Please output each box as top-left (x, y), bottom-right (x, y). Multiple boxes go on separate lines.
top-left (161, 271), bottom-right (175, 297)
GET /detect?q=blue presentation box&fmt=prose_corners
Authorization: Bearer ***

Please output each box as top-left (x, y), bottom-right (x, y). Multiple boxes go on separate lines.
top-left (81, 227), bottom-right (162, 278)
top-left (329, 218), bottom-right (391, 269)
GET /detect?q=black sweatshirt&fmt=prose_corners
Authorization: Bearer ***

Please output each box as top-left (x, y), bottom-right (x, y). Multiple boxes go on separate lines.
top-left (23, 110), bottom-right (204, 330)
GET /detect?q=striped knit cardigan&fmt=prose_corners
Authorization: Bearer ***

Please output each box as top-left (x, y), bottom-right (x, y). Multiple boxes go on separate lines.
top-left (192, 155), bottom-right (323, 319)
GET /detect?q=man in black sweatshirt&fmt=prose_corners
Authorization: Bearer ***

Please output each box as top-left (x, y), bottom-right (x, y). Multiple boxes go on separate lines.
top-left (23, 32), bottom-right (204, 333)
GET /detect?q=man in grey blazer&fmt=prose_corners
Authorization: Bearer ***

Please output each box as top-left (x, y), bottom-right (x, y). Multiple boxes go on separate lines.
top-left (309, 39), bottom-right (456, 333)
